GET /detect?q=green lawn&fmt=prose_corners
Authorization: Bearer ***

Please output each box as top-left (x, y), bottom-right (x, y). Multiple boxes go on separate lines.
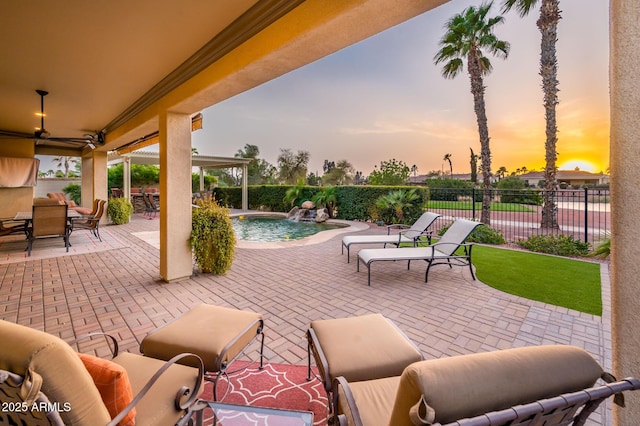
top-left (472, 245), bottom-right (602, 316)
top-left (427, 200), bottom-right (535, 212)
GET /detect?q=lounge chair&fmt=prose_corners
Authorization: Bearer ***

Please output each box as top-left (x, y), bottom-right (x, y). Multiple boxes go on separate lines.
top-left (357, 219), bottom-right (481, 286)
top-left (0, 319), bottom-right (204, 426)
top-left (332, 345), bottom-right (640, 426)
top-left (342, 212), bottom-right (440, 262)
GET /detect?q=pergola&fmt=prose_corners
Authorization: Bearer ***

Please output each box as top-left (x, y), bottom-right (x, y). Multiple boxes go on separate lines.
top-left (107, 151), bottom-right (251, 210)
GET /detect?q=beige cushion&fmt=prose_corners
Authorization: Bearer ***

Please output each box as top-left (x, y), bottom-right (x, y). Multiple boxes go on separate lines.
top-left (388, 345), bottom-right (604, 425)
top-left (140, 304), bottom-right (262, 372)
top-left (310, 314), bottom-right (423, 384)
top-left (113, 352), bottom-right (203, 426)
top-left (338, 376), bottom-right (401, 426)
top-left (0, 320), bottom-right (111, 426)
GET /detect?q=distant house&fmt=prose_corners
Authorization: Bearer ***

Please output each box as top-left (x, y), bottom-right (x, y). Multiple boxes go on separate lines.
top-left (519, 169), bottom-right (609, 187)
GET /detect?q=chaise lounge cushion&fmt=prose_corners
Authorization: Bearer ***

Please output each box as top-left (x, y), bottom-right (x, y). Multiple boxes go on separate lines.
top-left (388, 345), bottom-right (604, 425)
top-left (78, 352), bottom-right (136, 426)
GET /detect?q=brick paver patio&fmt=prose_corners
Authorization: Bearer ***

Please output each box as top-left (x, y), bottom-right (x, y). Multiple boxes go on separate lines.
top-left (0, 213), bottom-right (612, 424)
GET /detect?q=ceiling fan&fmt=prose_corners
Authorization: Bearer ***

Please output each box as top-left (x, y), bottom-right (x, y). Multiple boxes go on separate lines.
top-left (0, 89), bottom-right (105, 149)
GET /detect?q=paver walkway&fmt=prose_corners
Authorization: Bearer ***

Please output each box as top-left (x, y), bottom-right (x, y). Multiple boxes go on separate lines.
top-left (0, 213), bottom-right (611, 425)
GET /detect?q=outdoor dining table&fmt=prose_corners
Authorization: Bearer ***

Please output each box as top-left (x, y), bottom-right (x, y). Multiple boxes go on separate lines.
top-left (14, 209), bottom-right (82, 221)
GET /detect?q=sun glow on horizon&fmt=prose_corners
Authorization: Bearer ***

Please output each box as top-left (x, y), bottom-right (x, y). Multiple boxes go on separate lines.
top-left (558, 159), bottom-right (599, 173)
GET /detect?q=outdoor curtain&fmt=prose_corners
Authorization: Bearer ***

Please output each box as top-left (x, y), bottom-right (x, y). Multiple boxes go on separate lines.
top-left (0, 157), bottom-right (40, 187)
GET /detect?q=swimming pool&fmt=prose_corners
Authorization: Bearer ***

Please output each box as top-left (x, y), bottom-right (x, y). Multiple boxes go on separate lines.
top-left (231, 215), bottom-right (348, 242)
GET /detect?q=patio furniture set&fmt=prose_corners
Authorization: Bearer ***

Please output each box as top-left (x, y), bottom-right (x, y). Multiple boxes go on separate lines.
top-left (0, 195), bottom-right (106, 256)
top-left (1, 301), bottom-right (638, 426)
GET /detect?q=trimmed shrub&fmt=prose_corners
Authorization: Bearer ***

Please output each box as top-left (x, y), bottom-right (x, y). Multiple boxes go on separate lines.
top-left (438, 223), bottom-right (506, 245)
top-left (190, 196), bottom-right (236, 274)
top-left (107, 198), bottom-right (133, 224)
top-left (517, 234), bottom-right (590, 257)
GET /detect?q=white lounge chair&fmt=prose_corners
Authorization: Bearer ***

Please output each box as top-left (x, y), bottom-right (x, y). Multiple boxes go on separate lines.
top-left (341, 212), bottom-right (440, 262)
top-left (357, 219), bottom-right (481, 286)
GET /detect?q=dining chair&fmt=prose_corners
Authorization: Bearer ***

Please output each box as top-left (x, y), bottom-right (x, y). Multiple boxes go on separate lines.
top-left (26, 204), bottom-right (71, 256)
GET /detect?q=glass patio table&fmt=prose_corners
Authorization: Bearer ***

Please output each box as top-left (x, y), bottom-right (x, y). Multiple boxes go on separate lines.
top-left (198, 401), bottom-right (314, 426)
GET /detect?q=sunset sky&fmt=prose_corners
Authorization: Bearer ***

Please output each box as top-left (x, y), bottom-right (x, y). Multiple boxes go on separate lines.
top-left (192, 0), bottom-right (610, 177)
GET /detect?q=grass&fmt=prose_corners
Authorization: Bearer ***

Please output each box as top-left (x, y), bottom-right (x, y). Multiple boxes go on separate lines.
top-left (427, 200), bottom-right (535, 212)
top-left (472, 245), bottom-right (602, 316)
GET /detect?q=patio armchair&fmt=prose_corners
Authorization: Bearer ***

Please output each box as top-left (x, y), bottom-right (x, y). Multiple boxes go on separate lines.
top-left (332, 345), bottom-right (640, 426)
top-left (341, 212), bottom-right (440, 263)
top-left (71, 199), bottom-right (106, 241)
top-left (26, 203), bottom-right (71, 256)
top-left (143, 192), bottom-right (159, 218)
top-left (0, 319), bottom-right (204, 426)
top-left (0, 217), bottom-right (27, 237)
top-left (357, 219), bottom-right (481, 285)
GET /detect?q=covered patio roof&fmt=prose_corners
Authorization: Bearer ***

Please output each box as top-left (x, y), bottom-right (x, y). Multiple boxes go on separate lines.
top-left (108, 151), bottom-right (251, 209)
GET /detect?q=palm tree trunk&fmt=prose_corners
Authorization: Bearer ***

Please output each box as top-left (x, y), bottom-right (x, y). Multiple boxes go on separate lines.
top-left (468, 50), bottom-right (492, 225)
top-left (539, 0), bottom-right (561, 229)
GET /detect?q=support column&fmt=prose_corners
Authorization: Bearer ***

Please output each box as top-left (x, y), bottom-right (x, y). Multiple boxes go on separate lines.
top-left (123, 156), bottom-right (131, 200)
top-left (610, 1), bottom-right (640, 424)
top-left (81, 151), bottom-right (107, 210)
top-left (242, 163), bottom-right (248, 210)
top-left (199, 166), bottom-right (205, 192)
top-left (159, 111), bottom-right (193, 282)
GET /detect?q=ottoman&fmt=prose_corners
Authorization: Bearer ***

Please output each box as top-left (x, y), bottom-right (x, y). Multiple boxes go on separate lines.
top-left (306, 313), bottom-right (423, 410)
top-left (140, 304), bottom-right (264, 399)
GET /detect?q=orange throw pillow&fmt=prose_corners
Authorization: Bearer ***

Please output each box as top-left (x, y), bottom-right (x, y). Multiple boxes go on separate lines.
top-left (77, 353), bottom-right (136, 426)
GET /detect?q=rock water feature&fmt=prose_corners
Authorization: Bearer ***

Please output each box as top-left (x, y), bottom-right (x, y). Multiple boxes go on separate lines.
top-left (287, 201), bottom-right (329, 223)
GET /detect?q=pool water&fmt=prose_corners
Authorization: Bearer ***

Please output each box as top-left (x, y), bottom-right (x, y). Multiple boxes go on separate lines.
top-left (231, 215), bottom-right (347, 242)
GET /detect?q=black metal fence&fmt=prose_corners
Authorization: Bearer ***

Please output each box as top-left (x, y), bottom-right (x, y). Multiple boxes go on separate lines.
top-left (427, 188), bottom-right (610, 245)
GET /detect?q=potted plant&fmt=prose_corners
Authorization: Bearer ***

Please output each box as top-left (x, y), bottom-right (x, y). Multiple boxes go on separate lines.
top-left (107, 198), bottom-right (134, 224)
top-left (190, 195), bottom-right (236, 274)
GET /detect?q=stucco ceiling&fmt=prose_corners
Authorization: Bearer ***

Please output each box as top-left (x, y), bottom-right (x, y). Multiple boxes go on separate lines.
top-left (0, 0), bottom-right (260, 144)
top-left (0, 0), bottom-right (450, 154)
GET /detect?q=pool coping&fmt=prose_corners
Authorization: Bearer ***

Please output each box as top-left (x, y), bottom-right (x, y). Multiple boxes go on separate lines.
top-left (229, 211), bottom-right (369, 249)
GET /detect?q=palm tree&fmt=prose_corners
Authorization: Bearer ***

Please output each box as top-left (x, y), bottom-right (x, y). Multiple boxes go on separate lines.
top-left (375, 189), bottom-right (419, 224)
top-left (434, 2), bottom-right (509, 225)
top-left (502, 0), bottom-right (560, 229)
top-left (52, 156), bottom-right (78, 178)
top-left (496, 166), bottom-right (508, 180)
top-left (443, 153), bottom-right (453, 176)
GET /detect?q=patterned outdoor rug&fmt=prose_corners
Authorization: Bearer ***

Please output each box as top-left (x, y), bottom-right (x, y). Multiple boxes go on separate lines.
top-left (198, 360), bottom-right (328, 426)
top-left (0, 228), bottom-right (128, 264)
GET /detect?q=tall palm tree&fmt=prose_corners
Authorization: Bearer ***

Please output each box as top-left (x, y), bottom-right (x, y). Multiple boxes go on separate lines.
top-left (435, 2), bottom-right (509, 225)
top-left (502, 0), bottom-right (560, 229)
top-left (443, 153), bottom-right (453, 176)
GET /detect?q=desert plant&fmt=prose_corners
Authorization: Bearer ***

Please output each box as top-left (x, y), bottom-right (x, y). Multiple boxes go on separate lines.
top-left (589, 237), bottom-right (610, 259)
top-left (517, 234), bottom-right (590, 257)
top-left (375, 189), bottom-right (420, 224)
top-left (283, 178), bottom-right (306, 207)
top-left (62, 183), bottom-right (81, 205)
top-left (190, 196), bottom-right (236, 274)
top-left (312, 186), bottom-right (337, 217)
top-left (107, 198), bottom-right (133, 224)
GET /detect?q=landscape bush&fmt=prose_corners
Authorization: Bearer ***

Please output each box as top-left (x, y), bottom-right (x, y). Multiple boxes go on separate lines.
top-left (497, 176), bottom-right (542, 205)
top-left (107, 198), bottom-right (134, 224)
top-left (517, 234), bottom-right (590, 257)
top-left (190, 196), bottom-right (236, 274)
top-left (438, 223), bottom-right (506, 245)
top-left (62, 183), bottom-right (81, 205)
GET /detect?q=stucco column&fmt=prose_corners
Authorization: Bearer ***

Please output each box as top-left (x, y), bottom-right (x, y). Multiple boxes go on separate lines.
top-left (159, 111), bottom-right (193, 282)
top-left (123, 156), bottom-right (131, 200)
top-left (610, 1), bottom-right (640, 424)
top-left (242, 163), bottom-right (248, 210)
top-left (199, 166), bottom-right (205, 192)
top-left (81, 150), bottom-right (107, 210)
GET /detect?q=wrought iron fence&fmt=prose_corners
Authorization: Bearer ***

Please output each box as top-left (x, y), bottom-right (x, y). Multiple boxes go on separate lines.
top-left (426, 188), bottom-right (610, 245)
